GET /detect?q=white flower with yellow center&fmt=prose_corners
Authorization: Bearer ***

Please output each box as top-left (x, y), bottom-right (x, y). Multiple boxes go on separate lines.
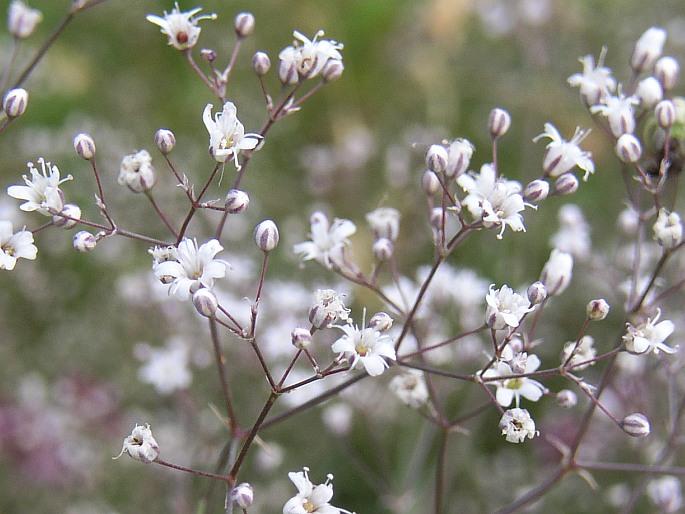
top-left (283, 467), bottom-right (345, 514)
top-left (331, 321), bottom-right (396, 377)
top-left (481, 354), bottom-right (546, 407)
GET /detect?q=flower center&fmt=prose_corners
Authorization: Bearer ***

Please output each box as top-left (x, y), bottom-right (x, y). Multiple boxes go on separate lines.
top-left (505, 378), bottom-right (522, 390)
top-left (303, 501), bottom-right (315, 513)
top-left (176, 31), bottom-right (189, 44)
top-left (355, 344), bottom-right (368, 356)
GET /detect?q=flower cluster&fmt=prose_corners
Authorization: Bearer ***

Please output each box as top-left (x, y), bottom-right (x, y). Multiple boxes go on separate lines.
top-left (279, 30), bottom-right (344, 83)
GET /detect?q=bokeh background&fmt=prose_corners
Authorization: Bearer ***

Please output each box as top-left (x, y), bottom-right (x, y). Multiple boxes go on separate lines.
top-left (1, 0), bottom-right (684, 512)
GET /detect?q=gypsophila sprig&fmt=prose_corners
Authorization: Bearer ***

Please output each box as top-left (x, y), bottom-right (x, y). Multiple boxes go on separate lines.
top-left (293, 211), bottom-right (356, 270)
top-left (146, 2), bottom-right (216, 51)
top-left (623, 309), bottom-right (677, 355)
top-left (279, 30), bottom-right (343, 82)
top-left (8, 158), bottom-right (72, 216)
top-left (0, 220), bottom-right (37, 270)
top-left (485, 284), bottom-right (533, 330)
top-left (8, 1), bottom-right (42, 39)
top-left (331, 315), bottom-right (396, 377)
top-left (203, 101), bottom-right (262, 168)
top-left (567, 48), bottom-right (616, 106)
top-left (533, 123), bottom-right (595, 180)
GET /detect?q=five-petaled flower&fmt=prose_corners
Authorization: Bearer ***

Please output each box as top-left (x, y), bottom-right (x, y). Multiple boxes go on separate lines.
top-left (567, 49), bottom-right (616, 106)
top-left (481, 353), bottom-right (546, 407)
top-left (623, 309), bottom-right (677, 355)
top-left (485, 284), bottom-right (533, 331)
top-left (293, 211), bottom-right (356, 270)
top-left (331, 321), bottom-right (396, 377)
top-left (279, 30), bottom-right (343, 82)
top-left (146, 2), bottom-right (216, 51)
top-left (533, 123), bottom-right (595, 180)
top-left (8, 158), bottom-right (72, 216)
top-left (283, 467), bottom-right (343, 514)
top-left (203, 102), bottom-right (262, 169)
top-left (499, 408), bottom-right (538, 443)
top-left (0, 221), bottom-right (37, 270)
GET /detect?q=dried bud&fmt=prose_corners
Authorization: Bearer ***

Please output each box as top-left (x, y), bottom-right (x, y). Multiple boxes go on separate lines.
top-left (254, 219), bottom-right (279, 252)
top-left (621, 413), bottom-right (651, 437)
top-left (8, 1), bottom-right (42, 39)
top-left (309, 289), bottom-right (349, 329)
top-left (252, 51), bottom-right (271, 76)
top-left (422, 170), bottom-right (441, 196)
top-left (488, 107), bottom-right (511, 139)
top-left (117, 423), bottom-right (159, 463)
top-left (322, 59), bottom-right (344, 82)
top-left (3, 88), bottom-right (28, 118)
top-left (231, 482), bottom-right (254, 509)
top-left (636, 77), bottom-right (663, 108)
top-left (655, 100), bottom-right (676, 129)
top-left (553, 173), bottom-right (579, 196)
top-left (73, 231), bottom-right (96, 252)
top-left (425, 144), bottom-right (448, 174)
top-left (655, 56), bottom-right (679, 90)
top-left (372, 237), bottom-right (394, 261)
top-left (615, 133), bottom-right (642, 163)
top-left (556, 389), bottom-right (578, 408)
top-left (225, 189), bottom-right (250, 213)
top-left (234, 12), bottom-right (255, 38)
top-left (193, 288), bottom-right (218, 317)
top-left (630, 27), bottom-right (666, 73)
top-left (154, 128), bottom-right (176, 155)
top-left (368, 312), bottom-right (393, 332)
top-left (291, 327), bottom-right (312, 349)
top-left (527, 281), bottom-right (547, 305)
top-left (586, 298), bottom-right (610, 321)
top-left (53, 203), bottom-right (81, 229)
top-left (523, 179), bottom-right (549, 203)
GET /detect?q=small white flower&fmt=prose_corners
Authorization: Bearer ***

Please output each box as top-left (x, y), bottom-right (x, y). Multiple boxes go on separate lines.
top-left (631, 27), bottom-right (667, 73)
top-left (279, 30), bottom-right (344, 81)
top-left (485, 284), bottom-right (533, 330)
top-left (590, 92), bottom-right (640, 138)
top-left (446, 138), bottom-right (474, 178)
top-left (146, 2), bottom-right (216, 51)
top-left (481, 354), bottom-right (546, 407)
top-left (561, 335), bottom-right (596, 370)
top-left (623, 309), bottom-right (677, 354)
top-left (332, 321), bottom-right (396, 377)
top-left (365, 207), bottom-right (400, 241)
top-left (283, 467), bottom-right (341, 514)
top-left (654, 209), bottom-right (683, 249)
top-left (115, 423), bottom-right (159, 463)
top-left (0, 221), bottom-right (37, 270)
top-left (7, 158), bottom-right (72, 216)
top-left (293, 211), bottom-right (356, 269)
top-left (118, 149), bottom-right (156, 193)
top-left (153, 238), bottom-right (228, 301)
top-left (533, 123), bottom-right (595, 180)
top-left (309, 288), bottom-right (350, 329)
top-left (8, 0), bottom-right (42, 39)
top-left (203, 102), bottom-right (262, 169)
top-left (137, 340), bottom-right (192, 395)
top-left (567, 49), bottom-right (616, 106)
top-left (540, 248), bottom-right (573, 295)
top-left (648, 476), bottom-right (683, 514)
top-left (499, 408), bottom-right (538, 443)
top-left (389, 369), bottom-right (429, 408)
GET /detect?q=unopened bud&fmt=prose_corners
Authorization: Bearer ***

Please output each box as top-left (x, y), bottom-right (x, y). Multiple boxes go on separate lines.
top-left (630, 27), bottom-right (666, 73)
top-left (53, 203), bottom-right (81, 229)
top-left (193, 288), bottom-right (218, 317)
top-left (488, 108), bottom-right (511, 139)
top-left (200, 48), bottom-right (217, 62)
top-left (523, 179), bottom-right (550, 203)
top-left (553, 173), bottom-right (579, 196)
top-left (230, 482), bottom-right (254, 509)
top-left (252, 51), bottom-right (271, 77)
top-left (556, 389), bottom-right (578, 408)
top-left (154, 129), bottom-right (176, 155)
top-left (586, 298), bottom-right (610, 321)
top-left (278, 58), bottom-right (298, 85)
top-left (636, 77), bottom-right (663, 108)
top-left (8, 1), bottom-right (42, 39)
top-left (225, 189), bottom-right (250, 213)
top-left (322, 59), bottom-right (344, 83)
top-left (654, 208), bottom-right (683, 249)
top-left (234, 12), bottom-right (255, 38)
top-left (445, 139), bottom-right (473, 179)
top-left (368, 312), bottom-right (393, 332)
top-left (615, 133), bottom-right (642, 163)
top-left (422, 170), bottom-right (441, 196)
top-left (655, 56), bottom-right (679, 90)
top-left (527, 281), bottom-right (547, 305)
top-left (254, 219), bottom-right (279, 252)
top-left (73, 231), bottom-right (96, 252)
top-left (3, 88), bottom-right (28, 118)
top-left (73, 132), bottom-right (96, 160)
top-left (621, 412), bottom-right (651, 437)
top-left (291, 327), bottom-right (312, 349)
top-left (425, 144), bottom-right (448, 174)
top-left (429, 207), bottom-right (446, 231)
top-left (372, 237), bottom-right (393, 261)
top-left (655, 100), bottom-right (676, 129)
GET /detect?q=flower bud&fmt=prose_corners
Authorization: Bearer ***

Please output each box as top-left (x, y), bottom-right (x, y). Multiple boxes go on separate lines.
top-left (119, 150), bottom-right (156, 193)
top-left (372, 237), bottom-right (394, 261)
top-left (621, 412), bottom-right (651, 437)
top-left (366, 207), bottom-right (400, 241)
top-left (225, 189), bottom-right (250, 213)
top-left (523, 179), bottom-right (549, 203)
top-left (278, 58), bottom-right (298, 85)
top-left (8, 1), bottom-right (42, 39)
top-left (615, 133), bottom-right (642, 163)
top-left (53, 203), bottom-right (81, 229)
top-left (368, 312), bottom-right (393, 332)
top-left (527, 281), bottom-right (547, 305)
top-left (3, 88), bottom-right (28, 118)
top-left (252, 51), bottom-right (271, 76)
top-left (445, 139), bottom-right (474, 179)
top-left (488, 108), bottom-right (511, 139)
top-left (655, 56), bottom-right (679, 90)
top-left (556, 389), bottom-right (577, 408)
top-left (630, 27), bottom-right (666, 73)
top-left (655, 100), bottom-right (676, 129)
top-left (73, 231), bottom-right (96, 252)
top-left (540, 249), bottom-right (573, 296)
top-left (422, 170), bottom-right (441, 196)
top-left (154, 128), bottom-right (176, 155)
top-left (425, 144), bottom-right (448, 174)
top-left (200, 48), bottom-right (217, 62)
top-left (586, 298), bottom-right (610, 321)
top-left (73, 132), bottom-right (95, 160)
top-left (322, 59), bottom-right (344, 82)
top-left (231, 482), bottom-right (254, 509)
top-left (291, 327), bottom-right (312, 349)
top-left (309, 289), bottom-right (349, 329)
top-left (553, 173), bottom-right (579, 196)
top-left (429, 207), bottom-right (446, 231)
top-left (193, 288), bottom-right (218, 317)
top-left (636, 77), bottom-right (663, 108)
top-left (654, 208), bottom-right (683, 249)
top-left (234, 12), bottom-right (255, 38)
top-left (254, 219), bottom-right (279, 252)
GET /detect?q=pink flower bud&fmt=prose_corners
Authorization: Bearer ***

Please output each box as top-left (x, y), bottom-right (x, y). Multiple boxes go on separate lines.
top-left (636, 77), bottom-right (663, 108)
top-left (54, 203), bottom-right (81, 229)
top-left (225, 189), bottom-right (250, 214)
top-left (193, 288), bottom-right (218, 317)
top-left (254, 219), bottom-right (279, 252)
top-left (527, 281), bottom-right (547, 305)
top-left (655, 100), bottom-right (676, 129)
top-left (556, 389), bottom-right (577, 408)
top-left (553, 173), bottom-right (579, 196)
top-left (231, 483), bottom-right (254, 509)
top-left (154, 129), bottom-right (176, 155)
top-left (73, 231), bottom-right (96, 252)
top-left (368, 312), bottom-right (393, 332)
top-left (372, 237), bottom-right (393, 261)
top-left (291, 327), bottom-right (312, 349)
top-left (322, 59), bottom-right (344, 82)
top-left (586, 298), bottom-right (610, 321)
top-left (252, 51), bottom-right (271, 76)
top-left (422, 170), bottom-right (441, 196)
top-left (630, 27), bottom-right (666, 73)
top-left (523, 179), bottom-right (549, 203)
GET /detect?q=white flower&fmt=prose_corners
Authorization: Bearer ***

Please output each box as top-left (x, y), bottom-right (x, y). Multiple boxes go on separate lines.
top-left (457, 163), bottom-right (529, 239)
top-left (481, 354), bottom-right (546, 407)
top-left (561, 335), bottom-right (596, 370)
top-left (293, 211), bottom-right (356, 269)
top-left (153, 238), bottom-right (228, 301)
top-left (146, 2), bottom-right (216, 51)
top-left (365, 207), bottom-right (400, 241)
top-left (446, 138), bottom-right (474, 178)
top-left (0, 221), bottom-right (37, 270)
top-left (279, 30), bottom-right (344, 81)
top-left (283, 467), bottom-right (341, 514)
top-left (309, 288), bottom-right (350, 329)
top-left (116, 424), bottom-right (159, 463)
top-left (590, 92), bottom-right (640, 138)
top-left (540, 248), bottom-right (573, 295)
top-left (7, 158), bottom-right (72, 216)
top-left (485, 284), bottom-right (533, 330)
top-left (203, 102), bottom-right (262, 168)
top-left (631, 27), bottom-right (667, 72)
top-left (499, 408), bottom-right (538, 443)
top-left (623, 309), bottom-right (677, 354)
top-left (331, 322), bottom-right (396, 377)
top-left (654, 209), bottom-right (683, 249)
top-left (389, 369), bottom-right (429, 408)
top-left (648, 476), bottom-right (683, 514)
top-left (533, 123), bottom-right (595, 180)
top-left (550, 204), bottom-right (591, 260)
top-left (137, 340), bottom-right (192, 395)
top-left (567, 49), bottom-right (616, 106)
top-left (118, 149), bottom-right (156, 193)
top-left (8, 0), bottom-right (42, 39)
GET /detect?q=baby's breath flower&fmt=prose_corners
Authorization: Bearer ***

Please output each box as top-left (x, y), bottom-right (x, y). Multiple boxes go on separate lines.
top-left (567, 48), bottom-right (616, 106)
top-left (648, 476), bottom-right (683, 514)
top-left (203, 102), bottom-right (262, 169)
top-left (279, 30), bottom-right (344, 81)
top-left (481, 354), bottom-right (546, 407)
top-left (653, 208), bottom-right (683, 249)
top-left (0, 221), bottom-right (37, 270)
top-left (623, 309), bottom-right (677, 355)
top-left (293, 211), bottom-right (356, 269)
top-left (499, 408), bottom-right (538, 443)
top-left (331, 319), bottom-right (396, 377)
top-left (389, 369), bottom-right (429, 408)
top-left (533, 123), bottom-right (594, 180)
top-left (283, 467), bottom-right (344, 514)
top-left (590, 92), bottom-right (639, 138)
top-left (631, 27), bottom-right (666, 73)
top-left (540, 248), bottom-right (573, 295)
top-left (8, 1), bottom-right (42, 39)
top-left (118, 149), bottom-right (156, 193)
top-left (309, 289), bottom-right (350, 329)
top-left (146, 2), bottom-right (216, 51)
top-left (8, 158), bottom-right (71, 216)
top-left (366, 207), bottom-right (400, 241)
top-left (115, 424), bottom-right (159, 463)
top-left (485, 284), bottom-right (533, 330)
top-left (561, 335), bottom-right (596, 370)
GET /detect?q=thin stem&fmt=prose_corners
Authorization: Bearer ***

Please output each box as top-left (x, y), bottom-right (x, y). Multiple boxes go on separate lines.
top-left (209, 319), bottom-right (239, 435)
top-left (145, 191), bottom-right (179, 238)
top-left (154, 458), bottom-right (229, 482)
top-left (434, 429), bottom-right (448, 514)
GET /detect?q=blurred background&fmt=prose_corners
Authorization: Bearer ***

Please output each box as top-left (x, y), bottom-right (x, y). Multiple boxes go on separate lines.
top-left (0, 0), bottom-right (684, 512)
